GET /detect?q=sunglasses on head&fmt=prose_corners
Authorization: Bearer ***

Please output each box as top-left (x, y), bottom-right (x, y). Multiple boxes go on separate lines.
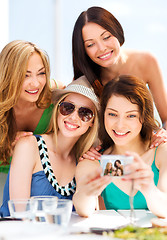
top-left (59, 101), bottom-right (94, 122)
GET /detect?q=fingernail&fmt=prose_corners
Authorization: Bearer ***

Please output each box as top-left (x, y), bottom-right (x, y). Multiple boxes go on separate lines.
top-left (150, 145), bottom-right (153, 148)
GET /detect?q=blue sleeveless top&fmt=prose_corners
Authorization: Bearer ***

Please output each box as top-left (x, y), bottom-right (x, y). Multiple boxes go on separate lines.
top-left (0, 104), bottom-right (54, 174)
top-left (0, 135), bottom-right (76, 217)
top-left (101, 147), bottom-right (159, 210)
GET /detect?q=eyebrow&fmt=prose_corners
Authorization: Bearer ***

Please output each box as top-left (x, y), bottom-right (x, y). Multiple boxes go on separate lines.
top-left (84, 30), bottom-right (109, 43)
top-left (106, 108), bottom-right (139, 113)
top-left (26, 67), bottom-right (45, 73)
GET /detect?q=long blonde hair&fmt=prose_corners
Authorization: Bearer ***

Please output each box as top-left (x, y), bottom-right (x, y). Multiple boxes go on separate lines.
top-left (0, 40), bottom-right (51, 164)
top-left (47, 93), bottom-right (99, 161)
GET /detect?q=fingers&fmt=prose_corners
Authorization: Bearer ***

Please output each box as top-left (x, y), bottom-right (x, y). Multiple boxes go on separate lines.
top-left (124, 152), bottom-right (151, 176)
top-left (123, 152), bottom-right (154, 191)
top-left (84, 175), bottom-right (112, 196)
top-left (12, 131), bottom-right (33, 147)
top-left (79, 146), bottom-right (102, 161)
top-left (77, 167), bottom-right (112, 196)
top-left (125, 151), bottom-right (144, 166)
top-left (150, 129), bottom-right (167, 148)
top-left (124, 168), bottom-right (153, 181)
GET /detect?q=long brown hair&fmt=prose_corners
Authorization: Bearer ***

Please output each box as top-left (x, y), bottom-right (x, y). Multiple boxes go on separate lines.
top-left (0, 40), bottom-right (51, 165)
top-left (99, 75), bottom-right (160, 150)
top-left (72, 6), bottom-right (124, 96)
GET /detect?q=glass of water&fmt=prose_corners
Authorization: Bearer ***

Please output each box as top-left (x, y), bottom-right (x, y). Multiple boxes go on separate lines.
top-left (30, 196), bottom-right (58, 222)
top-left (43, 199), bottom-right (73, 228)
top-left (8, 199), bottom-right (36, 221)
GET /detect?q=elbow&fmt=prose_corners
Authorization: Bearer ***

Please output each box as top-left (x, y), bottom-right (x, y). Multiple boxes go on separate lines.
top-left (73, 194), bottom-right (96, 218)
top-left (75, 206), bottom-right (95, 218)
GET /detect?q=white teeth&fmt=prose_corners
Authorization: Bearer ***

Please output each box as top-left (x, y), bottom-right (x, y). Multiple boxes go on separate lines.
top-left (66, 122), bottom-right (78, 129)
top-left (27, 90), bottom-right (38, 94)
top-left (99, 52), bottom-right (111, 59)
top-left (115, 131), bottom-right (127, 136)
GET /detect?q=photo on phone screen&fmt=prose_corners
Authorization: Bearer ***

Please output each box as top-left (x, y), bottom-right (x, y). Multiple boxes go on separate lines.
top-left (101, 155), bottom-right (134, 177)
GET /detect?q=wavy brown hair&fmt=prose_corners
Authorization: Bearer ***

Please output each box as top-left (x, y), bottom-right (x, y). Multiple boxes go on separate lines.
top-left (0, 40), bottom-right (51, 165)
top-left (72, 6), bottom-right (125, 96)
top-left (99, 75), bottom-right (160, 150)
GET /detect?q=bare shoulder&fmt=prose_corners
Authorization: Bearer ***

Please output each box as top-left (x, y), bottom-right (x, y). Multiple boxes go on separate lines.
top-left (14, 135), bottom-right (38, 149)
top-left (123, 49), bottom-right (160, 82)
top-left (124, 49), bottom-right (157, 64)
top-left (155, 142), bottom-right (167, 167)
top-left (13, 135), bottom-right (39, 161)
top-left (11, 135), bottom-right (39, 171)
top-left (77, 159), bottom-right (100, 168)
top-left (156, 141), bottom-right (167, 153)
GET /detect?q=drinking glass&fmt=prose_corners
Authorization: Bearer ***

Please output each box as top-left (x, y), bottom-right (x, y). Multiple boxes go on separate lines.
top-left (30, 196), bottom-right (58, 222)
top-left (43, 199), bottom-right (73, 228)
top-left (8, 199), bottom-right (36, 221)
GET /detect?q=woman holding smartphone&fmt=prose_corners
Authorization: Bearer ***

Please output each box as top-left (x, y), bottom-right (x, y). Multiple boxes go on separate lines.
top-left (73, 75), bottom-right (167, 219)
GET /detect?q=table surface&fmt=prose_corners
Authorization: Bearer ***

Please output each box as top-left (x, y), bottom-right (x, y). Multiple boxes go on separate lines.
top-left (0, 210), bottom-right (156, 240)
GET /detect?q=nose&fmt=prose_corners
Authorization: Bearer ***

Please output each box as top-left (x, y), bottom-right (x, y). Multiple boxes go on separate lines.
top-left (97, 40), bottom-right (106, 52)
top-left (116, 117), bottom-right (125, 129)
top-left (29, 75), bottom-right (40, 88)
top-left (69, 108), bottom-right (79, 121)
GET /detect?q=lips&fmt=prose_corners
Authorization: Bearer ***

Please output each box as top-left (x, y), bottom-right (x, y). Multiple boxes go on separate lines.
top-left (98, 50), bottom-right (113, 60)
top-left (25, 89), bottom-right (39, 94)
top-left (64, 121), bottom-right (79, 131)
top-left (113, 130), bottom-right (130, 137)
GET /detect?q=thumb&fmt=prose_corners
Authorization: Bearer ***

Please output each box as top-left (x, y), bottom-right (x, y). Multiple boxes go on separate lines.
top-left (87, 167), bottom-right (102, 183)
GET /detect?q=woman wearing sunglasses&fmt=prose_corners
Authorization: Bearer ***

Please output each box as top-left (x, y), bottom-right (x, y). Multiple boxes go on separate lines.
top-left (0, 76), bottom-right (104, 217)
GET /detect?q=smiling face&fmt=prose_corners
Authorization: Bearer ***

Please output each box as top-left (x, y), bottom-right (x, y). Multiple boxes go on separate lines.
top-left (57, 93), bottom-right (95, 139)
top-left (106, 162), bottom-right (112, 170)
top-left (104, 95), bottom-right (142, 147)
top-left (82, 22), bottom-right (121, 68)
top-left (19, 52), bottom-right (46, 103)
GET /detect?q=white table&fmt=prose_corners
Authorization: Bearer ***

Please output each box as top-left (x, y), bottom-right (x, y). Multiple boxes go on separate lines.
top-left (0, 210), bottom-right (156, 240)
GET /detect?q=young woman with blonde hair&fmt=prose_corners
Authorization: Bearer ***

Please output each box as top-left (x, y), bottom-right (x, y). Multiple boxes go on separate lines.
top-left (0, 40), bottom-right (64, 172)
top-left (0, 76), bottom-right (105, 217)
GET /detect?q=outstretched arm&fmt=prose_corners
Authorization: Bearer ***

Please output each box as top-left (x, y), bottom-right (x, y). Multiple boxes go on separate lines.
top-left (73, 159), bottom-right (111, 217)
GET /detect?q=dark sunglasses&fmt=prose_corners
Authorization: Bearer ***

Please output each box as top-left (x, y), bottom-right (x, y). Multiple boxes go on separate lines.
top-left (59, 101), bottom-right (94, 122)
